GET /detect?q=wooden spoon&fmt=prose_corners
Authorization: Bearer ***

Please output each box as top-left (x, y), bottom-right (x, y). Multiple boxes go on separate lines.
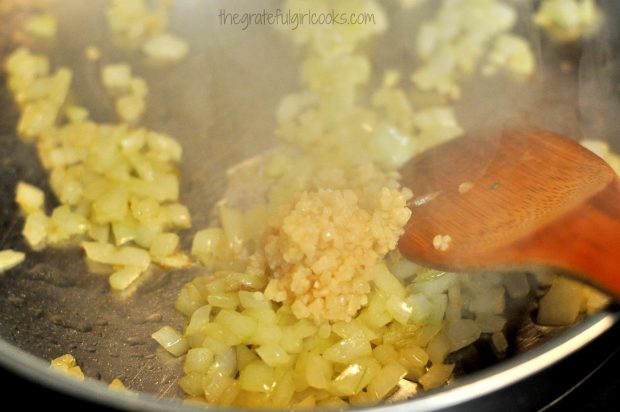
top-left (398, 128), bottom-right (620, 296)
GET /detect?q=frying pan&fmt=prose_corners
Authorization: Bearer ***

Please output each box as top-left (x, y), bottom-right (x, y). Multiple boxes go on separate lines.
top-left (1, 0), bottom-right (619, 410)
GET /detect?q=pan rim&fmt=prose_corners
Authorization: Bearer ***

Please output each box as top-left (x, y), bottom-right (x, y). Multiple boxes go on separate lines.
top-left (0, 308), bottom-right (617, 411)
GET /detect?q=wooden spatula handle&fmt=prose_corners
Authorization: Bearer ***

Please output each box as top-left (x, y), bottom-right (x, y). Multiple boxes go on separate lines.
top-left (504, 178), bottom-right (620, 296)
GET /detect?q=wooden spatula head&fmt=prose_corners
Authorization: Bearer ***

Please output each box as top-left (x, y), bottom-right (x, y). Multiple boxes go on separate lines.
top-left (398, 128), bottom-right (620, 295)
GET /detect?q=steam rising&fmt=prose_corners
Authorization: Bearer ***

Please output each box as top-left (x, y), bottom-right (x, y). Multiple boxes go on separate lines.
top-left (394, 1), bottom-right (619, 148)
top-left (578, 10), bottom-right (620, 148)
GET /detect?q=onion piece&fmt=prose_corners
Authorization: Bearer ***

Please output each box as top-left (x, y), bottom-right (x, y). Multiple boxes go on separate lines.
top-left (0, 250), bottom-right (25, 273)
top-left (152, 326), bottom-right (189, 357)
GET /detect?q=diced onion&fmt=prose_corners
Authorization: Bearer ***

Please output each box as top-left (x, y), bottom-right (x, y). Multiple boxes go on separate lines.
top-left (25, 14), bottom-right (57, 39)
top-left (15, 181), bottom-right (45, 214)
top-left (142, 33), bottom-right (189, 61)
top-left (152, 326), bottom-right (189, 357)
top-left (0, 250), bottom-right (26, 273)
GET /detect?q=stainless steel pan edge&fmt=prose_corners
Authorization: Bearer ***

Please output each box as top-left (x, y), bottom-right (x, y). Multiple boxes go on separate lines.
top-left (0, 308), bottom-right (617, 412)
